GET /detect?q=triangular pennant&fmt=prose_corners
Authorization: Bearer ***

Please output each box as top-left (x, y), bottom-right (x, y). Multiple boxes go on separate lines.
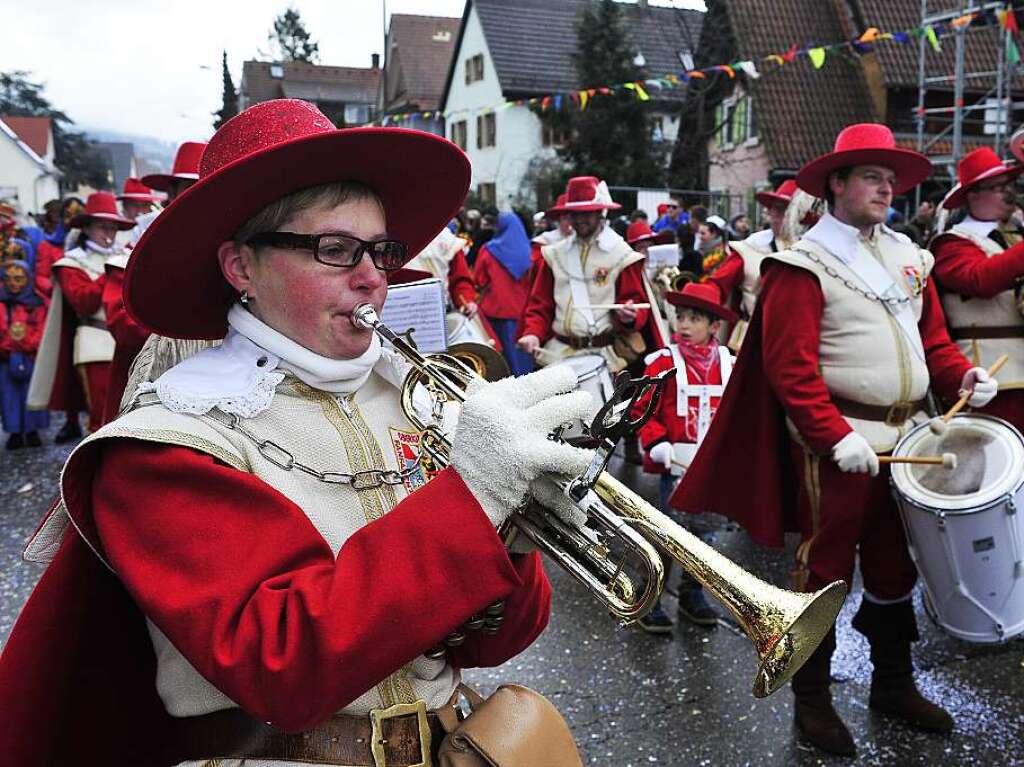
top-left (925, 25), bottom-right (941, 51)
top-left (553, 94), bottom-right (563, 110)
top-left (1009, 35), bottom-right (1021, 65)
top-left (737, 60), bottom-right (760, 79)
top-left (782, 44), bottom-right (799, 62)
top-left (765, 53), bottom-right (785, 66)
top-left (859, 27), bottom-right (881, 43)
top-left (892, 31), bottom-right (911, 43)
top-left (624, 82), bottom-right (651, 101)
top-left (808, 47), bottom-right (827, 68)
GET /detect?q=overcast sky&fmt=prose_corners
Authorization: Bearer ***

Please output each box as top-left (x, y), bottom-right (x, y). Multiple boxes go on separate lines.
top-left (2, 0), bottom-right (703, 145)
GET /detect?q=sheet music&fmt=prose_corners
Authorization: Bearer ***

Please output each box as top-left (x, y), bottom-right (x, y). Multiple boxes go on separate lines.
top-left (381, 278), bottom-right (448, 352)
top-left (646, 243), bottom-right (679, 268)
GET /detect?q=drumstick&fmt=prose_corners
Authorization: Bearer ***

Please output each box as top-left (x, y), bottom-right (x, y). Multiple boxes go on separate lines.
top-left (929, 354), bottom-right (1009, 435)
top-left (879, 453), bottom-right (958, 470)
top-left (576, 303), bottom-right (652, 310)
top-left (532, 347), bottom-right (562, 361)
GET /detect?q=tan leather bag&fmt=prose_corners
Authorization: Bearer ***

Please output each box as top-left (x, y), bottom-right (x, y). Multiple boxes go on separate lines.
top-left (436, 684), bottom-right (583, 767)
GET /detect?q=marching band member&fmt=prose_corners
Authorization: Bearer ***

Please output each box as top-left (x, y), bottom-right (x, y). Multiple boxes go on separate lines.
top-left (0, 99), bottom-right (590, 766)
top-left (633, 282), bottom-right (736, 633)
top-left (30, 192), bottom-right (133, 434)
top-left (115, 176), bottom-right (165, 249)
top-left (673, 124), bottom-right (996, 756)
top-left (931, 147), bottom-right (1024, 430)
top-left (1, 259), bottom-right (49, 448)
top-left (406, 225), bottom-right (479, 316)
top-left (517, 175), bottom-right (662, 372)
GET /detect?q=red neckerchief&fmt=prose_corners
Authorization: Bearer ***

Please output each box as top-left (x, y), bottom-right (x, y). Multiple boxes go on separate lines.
top-left (674, 334), bottom-right (719, 383)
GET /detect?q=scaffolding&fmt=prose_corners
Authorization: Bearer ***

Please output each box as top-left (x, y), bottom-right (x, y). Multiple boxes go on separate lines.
top-left (915, 1), bottom-right (1021, 188)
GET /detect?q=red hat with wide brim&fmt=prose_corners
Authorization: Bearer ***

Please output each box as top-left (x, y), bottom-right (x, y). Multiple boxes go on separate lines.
top-left (545, 193), bottom-right (569, 219)
top-left (943, 146), bottom-right (1024, 209)
top-left (68, 191), bottom-right (135, 231)
top-left (117, 177), bottom-right (165, 203)
top-left (559, 176), bottom-right (621, 213)
top-left (141, 141), bottom-right (207, 192)
top-left (665, 282), bottom-right (738, 324)
top-left (125, 99), bottom-right (471, 340)
top-left (626, 220), bottom-right (658, 245)
top-left (755, 179), bottom-right (798, 208)
top-left (796, 123), bottom-right (933, 198)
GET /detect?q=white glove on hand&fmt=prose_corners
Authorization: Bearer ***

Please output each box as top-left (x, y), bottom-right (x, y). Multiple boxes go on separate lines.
top-left (648, 441), bottom-right (673, 470)
top-left (961, 367), bottom-right (998, 408)
top-left (452, 365), bottom-right (594, 527)
top-left (831, 432), bottom-right (879, 476)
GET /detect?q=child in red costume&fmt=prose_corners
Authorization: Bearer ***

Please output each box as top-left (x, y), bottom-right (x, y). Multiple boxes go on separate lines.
top-left (0, 260), bottom-right (50, 448)
top-left (631, 282), bottom-right (736, 633)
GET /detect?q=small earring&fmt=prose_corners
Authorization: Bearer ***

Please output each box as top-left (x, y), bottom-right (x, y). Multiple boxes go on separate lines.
top-left (240, 290), bottom-right (250, 305)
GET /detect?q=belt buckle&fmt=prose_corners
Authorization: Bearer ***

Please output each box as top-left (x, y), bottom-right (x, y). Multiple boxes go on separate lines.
top-left (369, 700), bottom-right (432, 767)
top-left (885, 401), bottom-right (912, 427)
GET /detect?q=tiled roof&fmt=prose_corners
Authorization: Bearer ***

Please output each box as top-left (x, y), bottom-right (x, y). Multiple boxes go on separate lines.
top-left (0, 115), bottom-right (51, 157)
top-left (241, 61), bottom-right (380, 106)
top-left (722, 0), bottom-right (877, 169)
top-left (384, 14), bottom-right (460, 111)
top-left (443, 0), bottom-right (703, 107)
top-left (857, 2), bottom-right (1024, 90)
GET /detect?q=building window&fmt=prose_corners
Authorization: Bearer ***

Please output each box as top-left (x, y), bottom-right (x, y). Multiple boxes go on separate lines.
top-left (451, 120), bottom-right (468, 150)
top-left (465, 53), bottom-right (485, 84)
top-left (715, 94), bottom-right (757, 149)
top-left (651, 116), bottom-right (665, 142)
top-left (542, 123), bottom-right (570, 147)
top-left (478, 182), bottom-right (496, 204)
top-left (344, 103), bottom-right (370, 126)
top-left (476, 113), bottom-right (496, 148)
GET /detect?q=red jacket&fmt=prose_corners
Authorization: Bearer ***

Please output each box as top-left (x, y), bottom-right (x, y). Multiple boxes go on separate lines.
top-left (448, 250), bottom-right (477, 309)
top-left (1, 300), bottom-right (47, 356)
top-left (34, 240), bottom-right (62, 297)
top-left (931, 233), bottom-right (1024, 299)
top-left (475, 243), bottom-right (531, 320)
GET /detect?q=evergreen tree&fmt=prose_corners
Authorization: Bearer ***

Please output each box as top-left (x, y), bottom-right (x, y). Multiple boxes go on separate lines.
top-left (213, 50), bottom-right (239, 130)
top-left (270, 8), bottom-right (320, 63)
top-left (0, 70), bottom-right (111, 191)
top-left (537, 0), bottom-right (663, 193)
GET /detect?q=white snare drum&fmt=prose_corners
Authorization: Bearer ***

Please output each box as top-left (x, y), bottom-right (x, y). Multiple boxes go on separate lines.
top-left (445, 311), bottom-right (487, 347)
top-left (553, 354), bottom-right (614, 443)
top-left (890, 414), bottom-right (1024, 643)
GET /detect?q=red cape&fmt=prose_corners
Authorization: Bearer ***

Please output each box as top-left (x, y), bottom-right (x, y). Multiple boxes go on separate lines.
top-left (0, 529), bottom-right (179, 766)
top-left (668, 300), bottom-right (798, 547)
top-left (48, 295), bottom-right (88, 411)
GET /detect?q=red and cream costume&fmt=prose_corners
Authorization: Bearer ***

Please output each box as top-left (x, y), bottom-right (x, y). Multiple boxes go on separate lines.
top-left (0, 100), bottom-right (582, 767)
top-left (28, 193), bottom-right (133, 432)
top-left (636, 283), bottom-right (736, 475)
top-left (406, 226), bottom-right (476, 311)
top-left (931, 147), bottom-right (1024, 431)
top-left (519, 177), bottom-right (665, 372)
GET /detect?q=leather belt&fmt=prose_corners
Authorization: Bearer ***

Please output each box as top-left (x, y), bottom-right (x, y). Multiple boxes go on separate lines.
top-left (831, 397), bottom-right (926, 427)
top-left (166, 701), bottom-right (446, 766)
top-left (555, 332), bottom-right (615, 349)
top-left (950, 325), bottom-right (1024, 340)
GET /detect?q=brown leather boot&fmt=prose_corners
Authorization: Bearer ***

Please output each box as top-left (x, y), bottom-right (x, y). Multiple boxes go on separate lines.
top-left (791, 627), bottom-right (856, 756)
top-left (852, 597), bottom-right (954, 734)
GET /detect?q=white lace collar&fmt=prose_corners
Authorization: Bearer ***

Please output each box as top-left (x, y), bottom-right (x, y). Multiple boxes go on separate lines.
top-left (956, 215), bottom-right (998, 239)
top-left (803, 212), bottom-right (909, 265)
top-left (147, 305), bottom-right (395, 418)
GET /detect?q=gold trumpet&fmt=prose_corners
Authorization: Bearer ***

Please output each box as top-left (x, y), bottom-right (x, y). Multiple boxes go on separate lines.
top-left (352, 304), bottom-right (847, 698)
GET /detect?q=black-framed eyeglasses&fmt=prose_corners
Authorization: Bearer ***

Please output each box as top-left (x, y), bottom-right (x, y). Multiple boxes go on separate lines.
top-left (246, 231), bottom-right (409, 271)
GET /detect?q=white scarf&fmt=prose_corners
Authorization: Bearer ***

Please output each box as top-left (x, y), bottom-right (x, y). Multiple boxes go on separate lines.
top-left (85, 239), bottom-right (118, 256)
top-left (227, 304), bottom-right (382, 394)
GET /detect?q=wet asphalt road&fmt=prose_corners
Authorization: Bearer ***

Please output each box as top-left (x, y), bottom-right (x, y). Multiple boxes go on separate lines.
top-left (1, 425), bottom-right (1022, 766)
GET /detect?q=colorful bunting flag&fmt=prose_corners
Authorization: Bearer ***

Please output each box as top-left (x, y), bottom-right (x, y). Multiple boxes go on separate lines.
top-left (737, 61), bottom-right (760, 79)
top-left (808, 47), bottom-right (827, 68)
top-left (925, 25), bottom-right (941, 51)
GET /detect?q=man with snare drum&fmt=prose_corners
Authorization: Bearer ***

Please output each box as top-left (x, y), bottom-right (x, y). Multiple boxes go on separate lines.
top-left (673, 124), bottom-right (999, 757)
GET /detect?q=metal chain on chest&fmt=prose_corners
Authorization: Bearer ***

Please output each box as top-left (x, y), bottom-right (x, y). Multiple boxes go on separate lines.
top-left (794, 247), bottom-right (922, 308)
top-left (208, 409), bottom-right (424, 490)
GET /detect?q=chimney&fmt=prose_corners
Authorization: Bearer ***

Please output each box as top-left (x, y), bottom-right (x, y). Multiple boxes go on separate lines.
top-left (371, 53), bottom-right (380, 69)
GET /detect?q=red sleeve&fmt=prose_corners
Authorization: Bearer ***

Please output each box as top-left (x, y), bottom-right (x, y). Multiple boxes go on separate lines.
top-left (102, 267), bottom-right (150, 348)
top-left (708, 250), bottom-right (744, 303)
top-left (520, 259), bottom-right (557, 342)
top-left (448, 250), bottom-right (477, 308)
top-left (475, 248), bottom-right (492, 294)
top-left (34, 241), bottom-right (59, 296)
top-left (92, 442), bottom-right (548, 732)
top-left (919, 278), bottom-right (971, 403)
top-left (634, 355), bottom-right (673, 449)
top-left (0, 312), bottom-right (8, 355)
top-left (15, 305), bottom-right (47, 353)
top-left (932, 235), bottom-right (1024, 300)
top-left (613, 260), bottom-right (651, 332)
top-left (55, 266), bottom-right (104, 318)
top-left (760, 264), bottom-right (851, 454)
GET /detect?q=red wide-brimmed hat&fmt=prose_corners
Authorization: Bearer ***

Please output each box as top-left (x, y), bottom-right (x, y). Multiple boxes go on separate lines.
top-left (560, 176), bottom-right (621, 212)
top-left (943, 147), bottom-right (1024, 209)
top-left (68, 191), bottom-right (135, 231)
top-left (796, 124), bottom-right (933, 198)
top-left (626, 220), bottom-right (658, 245)
top-left (665, 282), bottom-right (738, 324)
top-left (125, 99), bottom-right (471, 339)
top-left (545, 193), bottom-right (568, 219)
top-left (117, 177), bottom-right (165, 203)
top-left (755, 179), bottom-right (798, 208)
top-left (141, 141), bottom-right (207, 192)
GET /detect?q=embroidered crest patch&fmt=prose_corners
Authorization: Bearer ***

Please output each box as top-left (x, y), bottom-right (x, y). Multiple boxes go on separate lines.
top-left (901, 266), bottom-right (924, 296)
top-left (593, 266), bottom-right (610, 286)
top-left (389, 428), bottom-right (444, 493)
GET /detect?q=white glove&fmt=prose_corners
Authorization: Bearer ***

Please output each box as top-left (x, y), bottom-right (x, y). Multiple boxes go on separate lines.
top-left (452, 365), bottom-right (594, 527)
top-left (648, 441), bottom-right (673, 470)
top-left (961, 367), bottom-right (998, 408)
top-left (831, 432), bottom-right (879, 476)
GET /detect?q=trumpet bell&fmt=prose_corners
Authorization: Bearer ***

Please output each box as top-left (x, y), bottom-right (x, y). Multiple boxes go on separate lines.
top-left (448, 342), bottom-right (510, 382)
